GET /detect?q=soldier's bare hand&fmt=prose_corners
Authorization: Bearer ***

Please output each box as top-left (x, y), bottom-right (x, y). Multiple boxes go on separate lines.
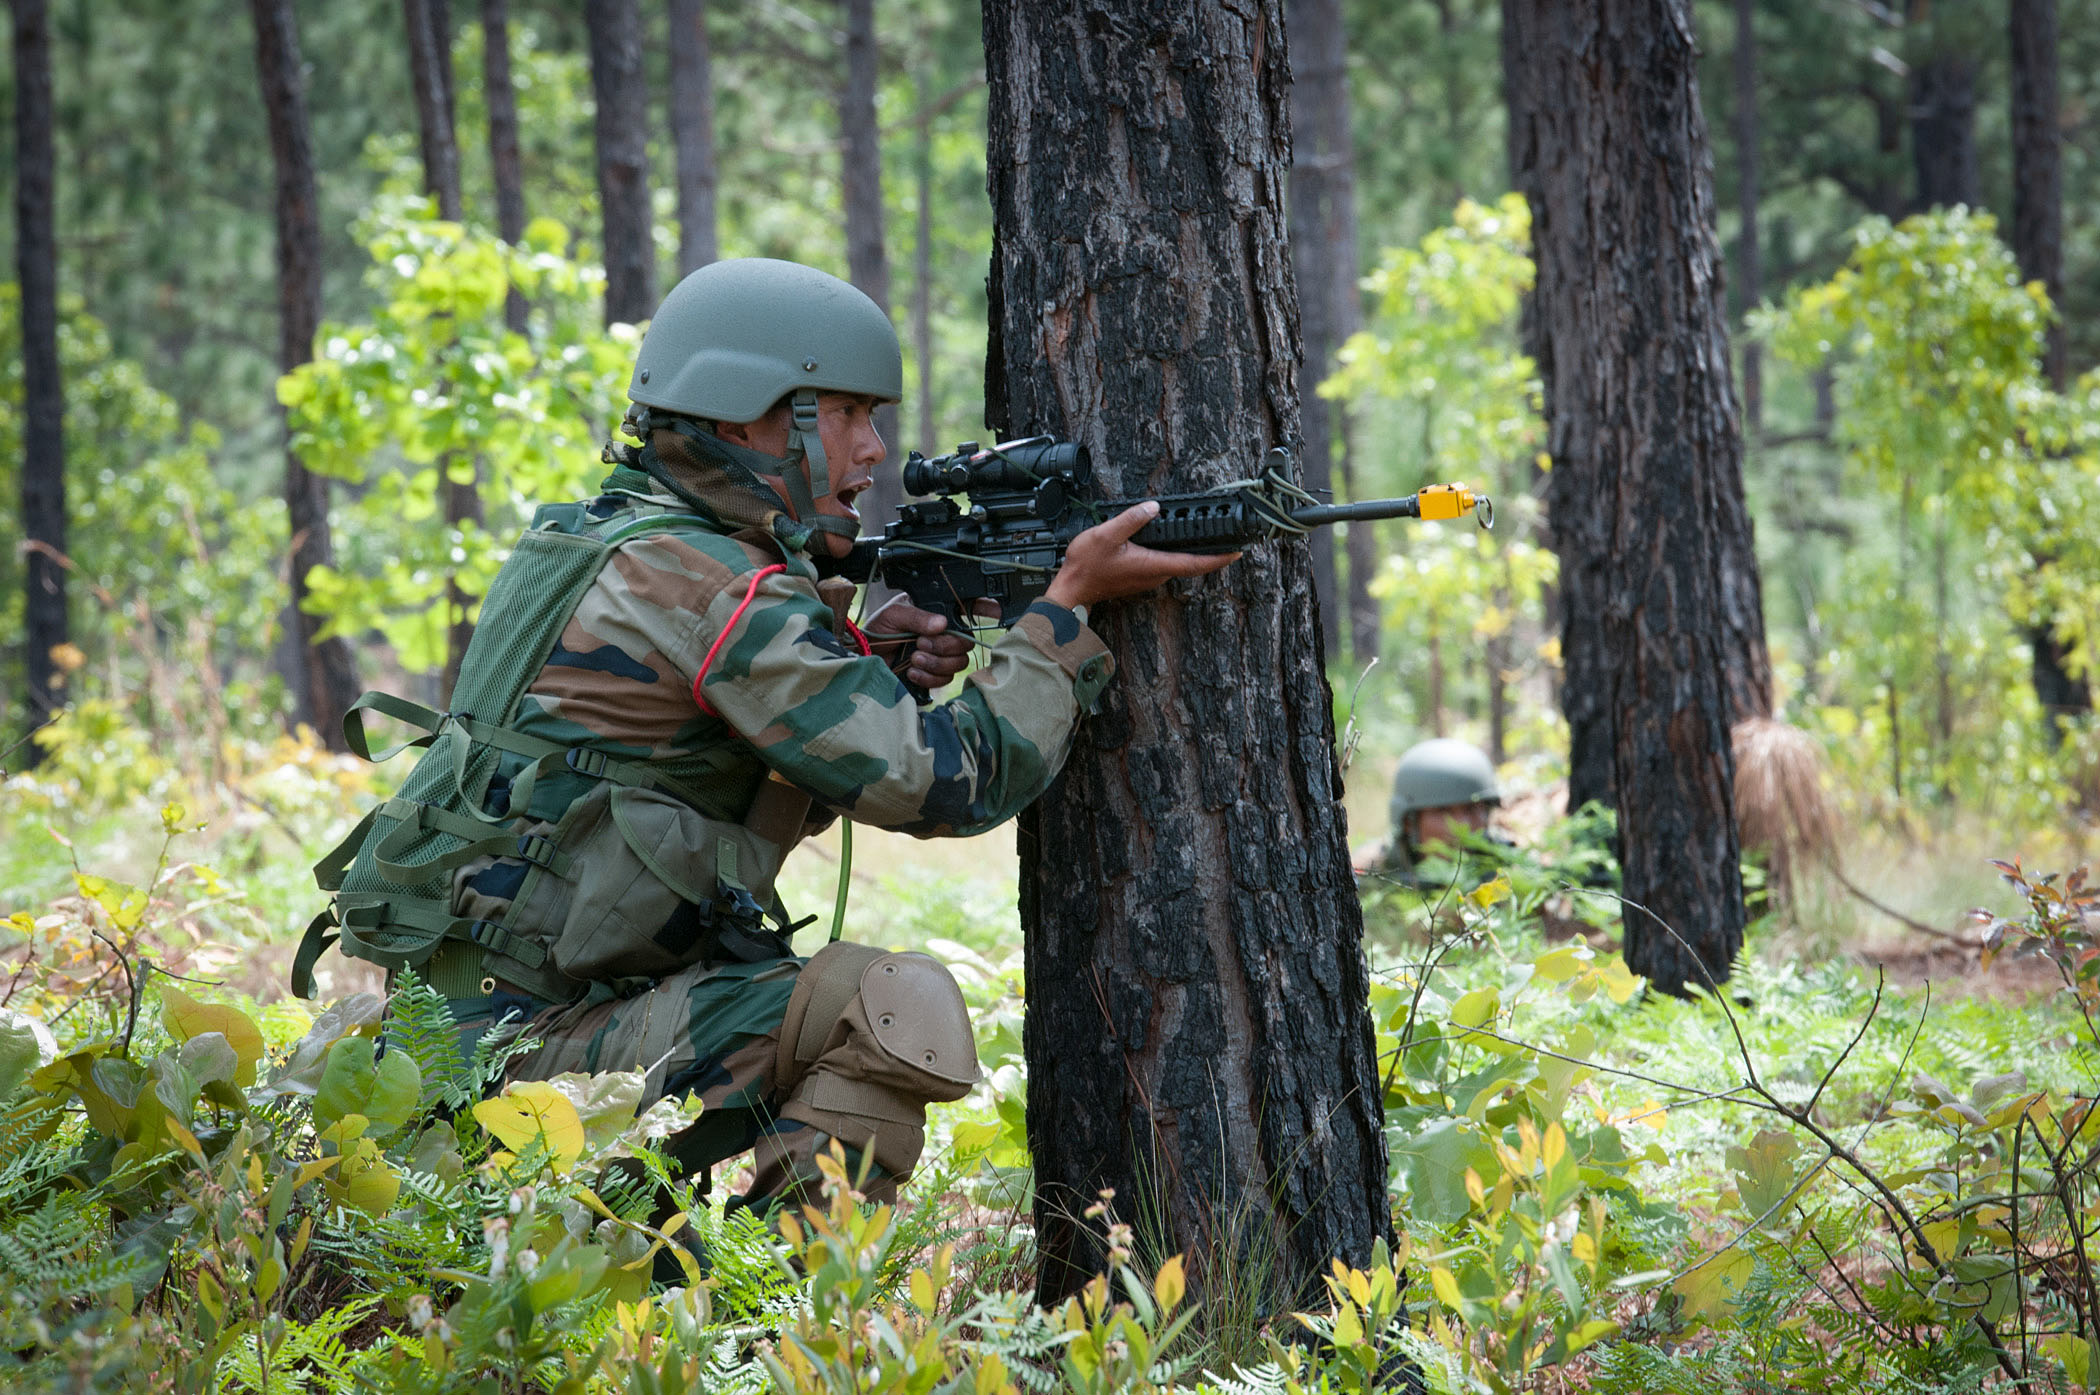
top-left (1044, 501), bottom-right (1239, 611)
top-left (875, 603), bottom-right (975, 690)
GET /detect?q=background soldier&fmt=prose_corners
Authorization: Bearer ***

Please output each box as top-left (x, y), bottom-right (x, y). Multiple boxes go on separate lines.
top-left (1381, 737), bottom-right (1504, 887)
top-left (300, 258), bottom-right (1234, 1219)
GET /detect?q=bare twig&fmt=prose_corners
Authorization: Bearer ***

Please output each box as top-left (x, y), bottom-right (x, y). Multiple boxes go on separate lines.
top-left (1826, 862), bottom-right (1972, 944)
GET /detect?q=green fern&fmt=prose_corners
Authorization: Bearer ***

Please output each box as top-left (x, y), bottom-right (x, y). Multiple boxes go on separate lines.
top-left (217, 1295), bottom-right (376, 1394)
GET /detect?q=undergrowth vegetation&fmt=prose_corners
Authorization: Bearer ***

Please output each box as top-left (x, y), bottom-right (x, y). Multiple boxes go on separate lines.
top-left (1, 711), bottom-right (2094, 1394)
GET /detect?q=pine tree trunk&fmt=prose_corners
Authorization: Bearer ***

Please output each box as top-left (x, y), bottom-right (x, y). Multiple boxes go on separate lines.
top-left (406, 0), bottom-right (482, 702)
top-left (985, 0), bottom-right (1394, 1307)
top-left (587, 0), bottom-right (656, 327)
top-left (1733, 0), bottom-right (1761, 436)
top-left (1284, 0), bottom-right (1350, 664)
top-left (253, 0), bottom-right (359, 753)
top-left (482, 0), bottom-right (529, 332)
top-left (668, 0), bottom-right (719, 277)
top-left (840, 0), bottom-right (901, 527)
top-left (13, 0), bottom-right (66, 756)
top-left (1510, 0), bottom-right (1755, 995)
top-left (2009, 0), bottom-right (2088, 738)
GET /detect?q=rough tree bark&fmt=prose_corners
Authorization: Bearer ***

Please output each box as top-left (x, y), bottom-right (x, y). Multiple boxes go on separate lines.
top-left (2009, 0), bottom-right (2089, 736)
top-left (14, 0), bottom-right (66, 755)
top-left (1507, 0), bottom-right (1760, 994)
top-left (482, 0), bottom-right (529, 332)
top-left (1733, 0), bottom-right (1761, 436)
top-left (985, 0), bottom-right (1394, 1307)
top-left (405, 0), bottom-right (483, 702)
top-left (840, 0), bottom-right (902, 526)
top-left (668, 0), bottom-right (719, 276)
top-left (1283, 0), bottom-right (1349, 663)
top-left (253, 0), bottom-right (360, 752)
top-left (587, 0), bottom-right (656, 326)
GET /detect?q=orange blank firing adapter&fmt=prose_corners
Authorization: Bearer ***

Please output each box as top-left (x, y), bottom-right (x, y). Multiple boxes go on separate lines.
top-left (1417, 483), bottom-right (1495, 529)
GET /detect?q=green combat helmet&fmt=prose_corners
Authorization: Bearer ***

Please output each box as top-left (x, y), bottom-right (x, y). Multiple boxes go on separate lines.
top-left (627, 258), bottom-right (902, 544)
top-left (1388, 738), bottom-right (1501, 831)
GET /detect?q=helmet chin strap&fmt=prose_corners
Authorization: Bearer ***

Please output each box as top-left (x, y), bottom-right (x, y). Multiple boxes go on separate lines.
top-left (776, 389), bottom-right (858, 544)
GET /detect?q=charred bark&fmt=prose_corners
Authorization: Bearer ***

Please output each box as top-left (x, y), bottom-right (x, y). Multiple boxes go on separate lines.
top-left (669, 0), bottom-right (719, 276)
top-left (1510, 0), bottom-right (1757, 994)
top-left (985, 0), bottom-right (1393, 1307)
top-left (1283, 0), bottom-right (1351, 663)
top-left (482, 0), bottom-right (529, 332)
top-left (587, 0), bottom-right (656, 326)
top-left (2009, 0), bottom-right (2089, 737)
top-left (1910, 52), bottom-right (1979, 212)
top-left (14, 0), bottom-right (65, 755)
top-left (254, 0), bottom-right (359, 751)
top-left (840, 0), bottom-right (902, 526)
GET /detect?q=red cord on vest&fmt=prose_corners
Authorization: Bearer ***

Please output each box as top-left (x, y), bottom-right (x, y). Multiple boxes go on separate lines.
top-left (840, 616), bottom-right (873, 657)
top-left (693, 564), bottom-right (786, 716)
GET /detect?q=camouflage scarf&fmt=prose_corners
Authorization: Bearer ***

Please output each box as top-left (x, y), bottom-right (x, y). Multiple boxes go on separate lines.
top-left (599, 412), bottom-right (818, 554)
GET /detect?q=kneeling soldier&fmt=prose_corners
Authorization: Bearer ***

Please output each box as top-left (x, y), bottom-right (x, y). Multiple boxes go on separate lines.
top-left (297, 258), bottom-right (1232, 1216)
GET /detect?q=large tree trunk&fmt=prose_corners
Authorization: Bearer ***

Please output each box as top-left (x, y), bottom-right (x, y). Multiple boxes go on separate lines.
top-left (668, 0), bottom-right (719, 276)
top-left (1732, 0), bottom-right (1762, 436)
top-left (2009, 0), bottom-right (2088, 738)
top-left (405, 0), bottom-right (482, 702)
top-left (587, 0), bottom-right (656, 326)
top-left (1510, 0), bottom-right (1756, 995)
top-left (14, 0), bottom-right (66, 756)
top-left (985, 0), bottom-right (1394, 1307)
top-left (1283, 0), bottom-right (1349, 663)
top-left (482, 0), bottom-right (529, 333)
top-left (253, 0), bottom-right (359, 752)
top-left (840, 0), bottom-right (902, 527)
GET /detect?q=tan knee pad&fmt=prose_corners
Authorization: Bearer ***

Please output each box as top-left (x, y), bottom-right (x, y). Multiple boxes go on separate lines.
top-left (773, 943), bottom-right (981, 1180)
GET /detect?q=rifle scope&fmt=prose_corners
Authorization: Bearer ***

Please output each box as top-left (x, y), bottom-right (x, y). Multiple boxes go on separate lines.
top-left (902, 436), bottom-right (1092, 498)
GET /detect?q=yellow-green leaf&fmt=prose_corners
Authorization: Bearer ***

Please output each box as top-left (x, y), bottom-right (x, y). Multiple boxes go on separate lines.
top-left (1673, 1249), bottom-right (1753, 1323)
top-left (1465, 874), bottom-right (1511, 910)
top-left (474, 1081), bottom-right (586, 1171)
top-left (1429, 1265), bottom-right (1464, 1310)
top-left (75, 874), bottom-right (149, 932)
top-left (160, 987), bottom-right (264, 1086)
top-left (1153, 1254), bottom-right (1186, 1313)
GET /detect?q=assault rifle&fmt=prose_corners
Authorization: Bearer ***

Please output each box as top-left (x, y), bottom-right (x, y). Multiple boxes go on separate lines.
top-left (828, 437), bottom-right (1493, 630)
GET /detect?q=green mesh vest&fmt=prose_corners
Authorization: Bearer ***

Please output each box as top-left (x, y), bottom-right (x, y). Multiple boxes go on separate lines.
top-left (294, 499), bottom-right (816, 1006)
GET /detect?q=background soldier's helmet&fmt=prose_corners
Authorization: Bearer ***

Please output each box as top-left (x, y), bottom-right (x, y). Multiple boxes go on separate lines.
top-left (1388, 738), bottom-right (1502, 829)
top-left (627, 257), bottom-right (902, 423)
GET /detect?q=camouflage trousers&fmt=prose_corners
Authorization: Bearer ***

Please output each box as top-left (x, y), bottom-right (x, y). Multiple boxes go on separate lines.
top-left (485, 947), bottom-right (977, 1214)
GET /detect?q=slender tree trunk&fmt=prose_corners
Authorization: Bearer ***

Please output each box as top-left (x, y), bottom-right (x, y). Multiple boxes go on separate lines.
top-left (405, 0), bottom-right (462, 220)
top-left (1284, 0), bottom-right (1349, 662)
top-left (1910, 56), bottom-right (1978, 212)
top-left (587, 0), bottom-right (656, 326)
top-left (986, 0), bottom-right (1394, 1308)
top-left (253, 0), bottom-right (359, 752)
top-left (2009, 0), bottom-right (2089, 738)
top-left (13, 0), bottom-right (65, 756)
top-left (1510, 0), bottom-right (1755, 995)
top-left (405, 0), bottom-right (481, 700)
top-left (1733, 0), bottom-right (1761, 436)
top-left (668, 0), bottom-right (719, 276)
top-left (482, 0), bottom-right (529, 333)
top-left (840, 0), bottom-right (902, 526)
top-left (913, 68), bottom-right (935, 458)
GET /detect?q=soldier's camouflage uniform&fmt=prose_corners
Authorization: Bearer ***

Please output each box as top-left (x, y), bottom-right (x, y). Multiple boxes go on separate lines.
top-left (460, 426), bottom-right (1113, 1209)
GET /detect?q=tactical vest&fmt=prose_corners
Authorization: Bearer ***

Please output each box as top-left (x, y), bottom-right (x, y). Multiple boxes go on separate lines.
top-left (293, 500), bottom-right (822, 1007)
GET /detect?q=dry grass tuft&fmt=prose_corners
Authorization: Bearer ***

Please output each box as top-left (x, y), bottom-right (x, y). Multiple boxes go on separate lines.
top-left (1733, 717), bottom-right (1840, 907)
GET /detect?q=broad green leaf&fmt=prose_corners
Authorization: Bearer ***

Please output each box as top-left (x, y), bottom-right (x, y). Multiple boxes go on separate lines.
top-left (542, 1070), bottom-right (644, 1152)
top-left (1393, 1118), bottom-right (1498, 1226)
top-left (0, 1008), bottom-right (58, 1100)
top-left (159, 986), bottom-right (263, 1086)
top-left (313, 1037), bottom-right (421, 1138)
top-left (75, 873), bottom-right (149, 932)
top-left (272, 992), bottom-right (385, 1096)
top-left (2041, 1334), bottom-right (2091, 1388)
top-left (1726, 1128), bottom-right (1805, 1220)
top-left (1449, 987), bottom-right (1499, 1030)
top-left (326, 1138), bottom-right (401, 1216)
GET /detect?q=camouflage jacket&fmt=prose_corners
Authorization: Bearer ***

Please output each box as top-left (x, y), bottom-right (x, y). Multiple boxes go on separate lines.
top-left (448, 435), bottom-right (1113, 972)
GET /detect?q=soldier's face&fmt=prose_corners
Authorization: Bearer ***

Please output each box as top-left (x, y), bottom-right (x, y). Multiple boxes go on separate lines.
top-left (721, 392), bottom-right (887, 557)
top-left (1413, 803), bottom-right (1491, 852)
